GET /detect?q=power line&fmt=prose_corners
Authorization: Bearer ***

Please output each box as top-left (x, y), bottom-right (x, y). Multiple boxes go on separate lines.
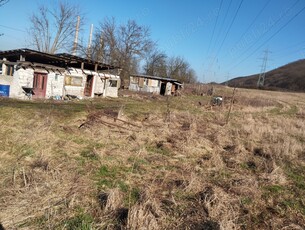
top-left (206, 0), bottom-right (224, 56)
top-left (215, 0), bottom-right (244, 57)
top-left (207, 0), bottom-right (232, 76)
top-left (0, 24), bottom-right (26, 33)
top-left (227, 0), bottom-right (300, 68)
top-left (211, 0), bottom-right (233, 55)
top-left (272, 40), bottom-right (305, 55)
top-left (206, 0), bottom-right (244, 74)
top-left (229, 4), bottom-right (305, 72)
top-left (235, 0), bottom-right (272, 46)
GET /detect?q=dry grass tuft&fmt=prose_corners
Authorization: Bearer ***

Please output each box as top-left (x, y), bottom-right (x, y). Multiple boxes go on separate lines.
top-left (1, 86), bottom-right (305, 229)
top-left (127, 200), bottom-right (162, 230)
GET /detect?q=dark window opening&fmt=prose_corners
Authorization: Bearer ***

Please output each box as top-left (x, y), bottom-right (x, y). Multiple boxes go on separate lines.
top-left (109, 80), bottom-right (117, 87)
top-left (5, 65), bottom-right (14, 76)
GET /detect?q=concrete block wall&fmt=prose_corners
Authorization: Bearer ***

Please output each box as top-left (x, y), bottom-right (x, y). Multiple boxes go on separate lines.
top-left (104, 79), bottom-right (118, 97)
top-left (165, 82), bottom-right (172, 96)
top-left (0, 75), bottom-right (13, 86)
top-left (94, 76), bottom-right (105, 95)
top-left (10, 69), bottom-right (34, 99)
top-left (129, 82), bottom-right (160, 94)
top-left (45, 73), bottom-right (65, 99)
top-left (64, 69), bottom-right (86, 98)
top-left (4, 67), bottom-right (120, 99)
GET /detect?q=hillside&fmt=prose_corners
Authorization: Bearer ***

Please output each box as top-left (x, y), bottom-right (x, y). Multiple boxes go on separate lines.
top-left (226, 59), bottom-right (305, 92)
top-left (0, 87), bottom-right (305, 229)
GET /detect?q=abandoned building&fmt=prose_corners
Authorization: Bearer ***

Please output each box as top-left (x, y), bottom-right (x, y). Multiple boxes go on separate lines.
top-left (129, 74), bottom-right (182, 95)
top-left (0, 48), bottom-right (120, 99)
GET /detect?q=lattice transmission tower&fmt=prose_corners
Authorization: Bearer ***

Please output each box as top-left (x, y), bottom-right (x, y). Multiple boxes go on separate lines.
top-left (257, 49), bottom-right (271, 88)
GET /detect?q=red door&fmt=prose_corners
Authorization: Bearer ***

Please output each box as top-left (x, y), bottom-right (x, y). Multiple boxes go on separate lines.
top-left (33, 73), bottom-right (48, 99)
top-left (84, 75), bottom-right (93, 97)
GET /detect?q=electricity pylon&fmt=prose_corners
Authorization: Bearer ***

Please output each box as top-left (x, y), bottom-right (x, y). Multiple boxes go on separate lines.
top-left (257, 49), bottom-right (270, 88)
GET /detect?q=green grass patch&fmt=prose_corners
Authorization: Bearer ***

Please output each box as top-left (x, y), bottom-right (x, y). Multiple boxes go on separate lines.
top-left (121, 186), bottom-right (142, 206)
top-left (146, 144), bottom-right (171, 156)
top-left (64, 212), bottom-right (94, 230)
top-left (280, 199), bottom-right (305, 215)
top-left (285, 165), bottom-right (305, 191)
top-left (127, 157), bottom-right (148, 173)
top-left (95, 165), bottom-right (129, 190)
top-left (240, 197), bottom-right (252, 205)
top-left (263, 185), bottom-right (285, 194)
top-left (268, 105), bottom-right (298, 116)
top-left (80, 143), bottom-right (105, 161)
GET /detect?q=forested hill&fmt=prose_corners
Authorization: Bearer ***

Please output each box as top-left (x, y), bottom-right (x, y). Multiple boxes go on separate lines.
top-left (225, 59), bottom-right (305, 92)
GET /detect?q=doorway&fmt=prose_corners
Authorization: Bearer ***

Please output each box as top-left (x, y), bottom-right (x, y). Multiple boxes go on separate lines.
top-left (160, 82), bottom-right (166, 95)
top-left (32, 72), bottom-right (48, 99)
top-left (84, 75), bottom-right (94, 97)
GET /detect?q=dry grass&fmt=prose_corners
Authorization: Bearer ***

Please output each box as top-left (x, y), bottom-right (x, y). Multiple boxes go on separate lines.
top-left (0, 86), bottom-right (305, 229)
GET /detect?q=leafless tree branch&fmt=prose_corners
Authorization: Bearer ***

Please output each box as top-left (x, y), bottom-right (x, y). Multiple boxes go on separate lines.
top-left (28, 1), bottom-right (82, 54)
top-left (0, 0), bottom-right (9, 7)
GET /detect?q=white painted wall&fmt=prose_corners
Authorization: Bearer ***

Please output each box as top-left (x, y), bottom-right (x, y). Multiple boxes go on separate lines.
top-left (165, 82), bottom-right (173, 96)
top-left (2, 66), bottom-right (120, 100)
top-left (104, 79), bottom-right (118, 97)
top-left (104, 78), bottom-right (120, 97)
top-left (129, 78), bottom-right (161, 94)
top-left (46, 73), bottom-right (65, 98)
top-left (63, 69), bottom-right (86, 98)
top-left (94, 76), bottom-right (105, 95)
top-left (10, 68), bottom-right (34, 99)
top-left (94, 73), bottom-right (120, 97)
top-left (0, 75), bottom-right (13, 86)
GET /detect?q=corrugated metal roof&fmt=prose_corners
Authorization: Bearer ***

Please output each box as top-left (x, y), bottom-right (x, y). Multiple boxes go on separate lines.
top-left (0, 48), bottom-right (118, 71)
top-left (130, 74), bottom-right (182, 84)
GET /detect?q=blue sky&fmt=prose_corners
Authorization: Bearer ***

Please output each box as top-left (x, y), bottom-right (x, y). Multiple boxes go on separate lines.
top-left (0, 0), bottom-right (305, 83)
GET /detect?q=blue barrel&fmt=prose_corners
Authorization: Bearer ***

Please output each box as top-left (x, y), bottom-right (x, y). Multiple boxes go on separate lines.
top-left (0, 85), bottom-right (10, 97)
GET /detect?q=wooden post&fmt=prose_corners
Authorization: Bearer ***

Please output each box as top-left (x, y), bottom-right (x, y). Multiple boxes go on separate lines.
top-left (226, 87), bottom-right (236, 124)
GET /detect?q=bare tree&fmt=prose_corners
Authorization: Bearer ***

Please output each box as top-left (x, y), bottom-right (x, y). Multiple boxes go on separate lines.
top-left (92, 18), bottom-right (154, 86)
top-left (0, 0), bottom-right (8, 6)
top-left (28, 1), bottom-right (82, 54)
top-left (167, 56), bottom-right (197, 83)
top-left (143, 49), bottom-right (167, 76)
top-left (93, 17), bottom-right (118, 64)
top-left (90, 17), bottom-right (196, 85)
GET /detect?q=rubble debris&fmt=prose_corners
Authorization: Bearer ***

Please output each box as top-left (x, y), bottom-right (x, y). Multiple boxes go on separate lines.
top-left (78, 110), bottom-right (141, 130)
top-left (211, 96), bottom-right (223, 106)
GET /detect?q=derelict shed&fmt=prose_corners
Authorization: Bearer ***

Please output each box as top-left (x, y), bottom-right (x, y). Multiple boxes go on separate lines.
top-left (129, 74), bottom-right (182, 96)
top-left (0, 48), bottom-right (120, 99)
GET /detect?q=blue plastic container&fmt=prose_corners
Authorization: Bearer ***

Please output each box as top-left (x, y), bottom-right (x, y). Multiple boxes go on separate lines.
top-left (0, 84), bottom-right (10, 97)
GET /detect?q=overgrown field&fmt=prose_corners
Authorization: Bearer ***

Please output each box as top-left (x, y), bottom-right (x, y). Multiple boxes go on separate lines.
top-left (0, 87), bottom-right (305, 230)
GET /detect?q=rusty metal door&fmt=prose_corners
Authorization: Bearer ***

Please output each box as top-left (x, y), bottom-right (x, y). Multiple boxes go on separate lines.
top-left (84, 75), bottom-right (93, 97)
top-left (33, 73), bottom-right (48, 99)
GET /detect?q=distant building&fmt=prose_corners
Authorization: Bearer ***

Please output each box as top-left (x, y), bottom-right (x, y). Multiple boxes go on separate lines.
top-left (129, 74), bottom-right (182, 96)
top-left (0, 48), bottom-right (120, 99)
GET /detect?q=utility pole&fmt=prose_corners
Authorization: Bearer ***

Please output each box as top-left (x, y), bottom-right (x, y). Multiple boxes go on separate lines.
top-left (72, 16), bottom-right (80, 56)
top-left (257, 49), bottom-right (270, 88)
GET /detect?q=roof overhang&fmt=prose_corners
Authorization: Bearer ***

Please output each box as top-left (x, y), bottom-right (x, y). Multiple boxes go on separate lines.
top-left (130, 74), bottom-right (182, 84)
top-left (0, 48), bottom-right (119, 71)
